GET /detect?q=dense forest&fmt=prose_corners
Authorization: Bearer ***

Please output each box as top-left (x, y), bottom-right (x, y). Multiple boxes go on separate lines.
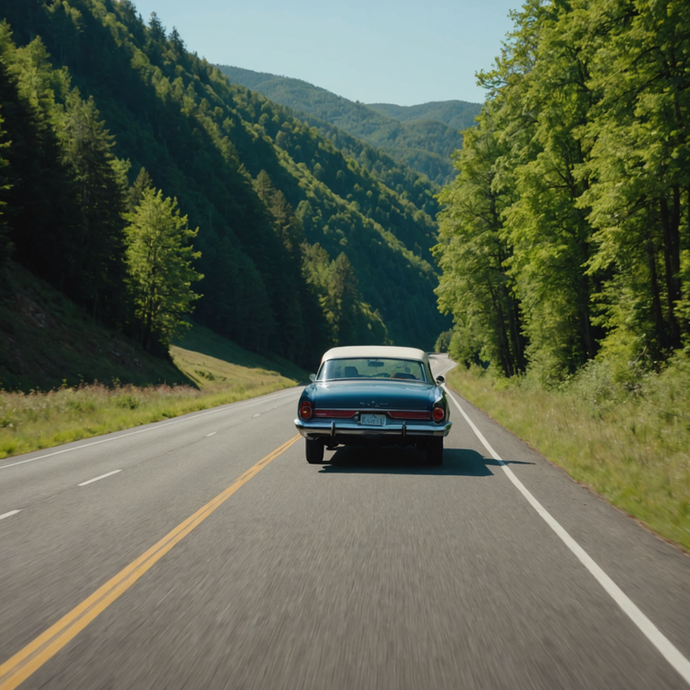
top-left (0, 0), bottom-right (449, 376)
top-left (217, 66), bottom-right (480, 186)
top-left (434, 0), bottom-right (689, 382)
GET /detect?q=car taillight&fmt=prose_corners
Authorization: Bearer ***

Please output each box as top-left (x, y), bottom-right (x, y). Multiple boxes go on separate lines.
top-left (388, 410), bottom-right (431, 420)
top-left (432, 405), bottom-right (445, 422)
top-left (299, 400), bottom-right (313, 420)
top-left (314, 409), bottom-right (357, 418)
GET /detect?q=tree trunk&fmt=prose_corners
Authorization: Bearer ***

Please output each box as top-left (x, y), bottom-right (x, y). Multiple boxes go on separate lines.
top-left (647, 239), bottom-right (667, 351)
top-left (659, 193), bottom-right (682, 348)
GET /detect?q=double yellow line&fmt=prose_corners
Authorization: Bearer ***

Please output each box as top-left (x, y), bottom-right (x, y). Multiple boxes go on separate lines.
top-left (0, 434), bottom-right (301, 690)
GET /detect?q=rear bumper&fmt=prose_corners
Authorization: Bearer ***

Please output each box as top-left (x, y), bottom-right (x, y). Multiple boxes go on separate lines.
top-left (294, 418), bottom-right (452, 442)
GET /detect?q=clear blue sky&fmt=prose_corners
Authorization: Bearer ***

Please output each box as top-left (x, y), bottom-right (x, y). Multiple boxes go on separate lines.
top-left (130, 0), bottom-right (519, 106)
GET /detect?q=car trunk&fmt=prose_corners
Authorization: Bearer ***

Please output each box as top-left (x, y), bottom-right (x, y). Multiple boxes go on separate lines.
top-left (312, 380), bottom-right (434, 411)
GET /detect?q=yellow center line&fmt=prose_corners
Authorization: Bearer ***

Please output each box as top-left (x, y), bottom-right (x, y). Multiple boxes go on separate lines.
top-left (0, 434), bottom-right (301, 690)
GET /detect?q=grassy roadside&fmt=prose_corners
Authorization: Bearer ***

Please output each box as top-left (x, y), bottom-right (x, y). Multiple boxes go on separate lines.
top-left (0, 325), bottom-right (306, 460)
top-left (446, 360), bottom-right (690, 553)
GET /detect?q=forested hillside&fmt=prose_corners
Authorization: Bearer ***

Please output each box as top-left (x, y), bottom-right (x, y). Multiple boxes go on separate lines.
top-left (434, 0), bottom-right (689, 381)
top-left (217, 65), bottom-right (470, 186)
top-left (366, 101), bottom-right (480, 131)
top-left (0, 0), bottom-right (448, 380)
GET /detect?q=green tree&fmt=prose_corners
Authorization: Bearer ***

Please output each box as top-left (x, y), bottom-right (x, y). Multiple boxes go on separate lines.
top-left (0, 28), bottom-right (81, 290)
top-left (435, 0), bottom-right (689, 379)
top-left (126, 166), bottom-right (154, 213)
top-left (434, 330), bottom-right (453, 353)
top-left (125, 187), bottom-right (203, 352)
top-left (0, 28), bottom-right (128, 323)
top-left (56, 91), bottom-right (128, 321)
top-left (434, 112), bottom-right (525, 376)
top-left (471, 0), bottom-right (602, 380)
top-left (580, 0), bottom-right (690, 359)
top-left (500, 0), bottom-right (600, 379)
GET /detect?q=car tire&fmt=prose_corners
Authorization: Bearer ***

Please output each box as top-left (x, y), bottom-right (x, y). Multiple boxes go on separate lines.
top-left (306, 438), bottom-right (325, 464)
top-left (426, 437), bottom-right (443, 466)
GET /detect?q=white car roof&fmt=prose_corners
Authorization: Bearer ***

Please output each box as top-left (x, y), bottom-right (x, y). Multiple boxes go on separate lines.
top-left (320, 345), bottom-right (430, 365)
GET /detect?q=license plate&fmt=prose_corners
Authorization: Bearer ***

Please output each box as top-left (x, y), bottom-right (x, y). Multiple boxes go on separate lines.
top-left (360, 413), bottom-right (386, 426)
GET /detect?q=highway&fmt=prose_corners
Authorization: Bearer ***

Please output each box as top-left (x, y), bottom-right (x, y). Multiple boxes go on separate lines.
top-left (1, 355), bottom-right (689, 689)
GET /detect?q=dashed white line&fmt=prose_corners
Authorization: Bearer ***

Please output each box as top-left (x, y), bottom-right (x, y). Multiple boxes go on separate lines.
top-left (78, 470), bottom-right (122, 487)
top-left (206, 432), bottom-right (217, 437)
top-left (445, 387), bottom-right (690, 687)
top-left (252, 413), bottom-right (261, 418)
top-left (0, 510), bottom-right (20, 521)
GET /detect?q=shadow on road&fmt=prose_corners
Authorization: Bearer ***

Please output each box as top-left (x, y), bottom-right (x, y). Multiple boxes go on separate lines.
top-left (485, 458), bottom-right (535, 467)
top-left (317, 446), bottom-right (495, 476)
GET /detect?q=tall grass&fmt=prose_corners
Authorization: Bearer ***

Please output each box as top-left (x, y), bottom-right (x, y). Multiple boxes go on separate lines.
top-left (0, 321), bottom-right (306, 459)
top-left (447, 354), bottom-right (690, 552)
top-left (0, 373), bottom-right (298, 459)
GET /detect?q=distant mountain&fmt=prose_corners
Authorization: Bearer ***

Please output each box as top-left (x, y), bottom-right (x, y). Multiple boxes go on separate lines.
top-left (366, 101), bottom-right (481, 131)
top-left (217, 66), bottom-right (479, 185)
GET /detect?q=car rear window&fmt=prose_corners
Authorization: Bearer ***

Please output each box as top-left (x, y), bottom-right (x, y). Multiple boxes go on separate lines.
top-left (318, 358), bottom-right (428, 382)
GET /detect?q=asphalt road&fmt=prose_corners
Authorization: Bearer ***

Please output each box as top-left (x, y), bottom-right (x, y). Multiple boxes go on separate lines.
top-left (1, 354), bottom-right (689, 689)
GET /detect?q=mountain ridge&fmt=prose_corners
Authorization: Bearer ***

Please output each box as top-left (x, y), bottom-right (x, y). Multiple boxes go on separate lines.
top-left (217, 65), bottom-right (480, 185)
top-left (366, 101), bottom-right (481, 130)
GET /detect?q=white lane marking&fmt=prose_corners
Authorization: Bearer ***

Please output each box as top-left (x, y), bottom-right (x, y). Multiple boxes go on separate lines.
top-left (253, 413), bottom-right (261, 418)
top-left (206, 432), bottom-right (217, 437)
top-left (78, 470), bottom-right (122, 487)
top-left (445, 387), bottom-right (690, 686)
top-left (0, 388), bottom-right (300, 472)
top-left (0, 510), bottom-right (20, 520)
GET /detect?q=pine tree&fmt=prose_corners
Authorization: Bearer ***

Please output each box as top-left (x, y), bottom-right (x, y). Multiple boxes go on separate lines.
top-left (56, 91), bottom-right (128, 321)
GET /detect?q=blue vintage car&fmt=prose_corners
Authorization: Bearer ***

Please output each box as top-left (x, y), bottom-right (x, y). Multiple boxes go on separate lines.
top-left (295, 346), bottom-right (452, 465)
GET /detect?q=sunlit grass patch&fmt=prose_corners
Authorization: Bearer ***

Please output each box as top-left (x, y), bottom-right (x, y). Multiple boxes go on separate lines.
top-left (0, 334), bottom-right (305, 460)
top-left (447, 355), bottom-right (690, 552)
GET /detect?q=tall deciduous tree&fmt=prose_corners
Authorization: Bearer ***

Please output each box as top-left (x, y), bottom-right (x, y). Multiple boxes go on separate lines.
top-left (498, 0), bottom-right (600, 379)
top-left (434, 110), bottom-right (525, 376)
top-left (125, 187), bottom-right (203, 352)
top-left (580, 0), bottom-right (690, 359)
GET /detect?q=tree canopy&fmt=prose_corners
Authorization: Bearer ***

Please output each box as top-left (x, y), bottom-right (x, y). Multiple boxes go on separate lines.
top-left (435, 0), bottom-right (690, 381)
top-left (125, 186), bottom-right (202, 352)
